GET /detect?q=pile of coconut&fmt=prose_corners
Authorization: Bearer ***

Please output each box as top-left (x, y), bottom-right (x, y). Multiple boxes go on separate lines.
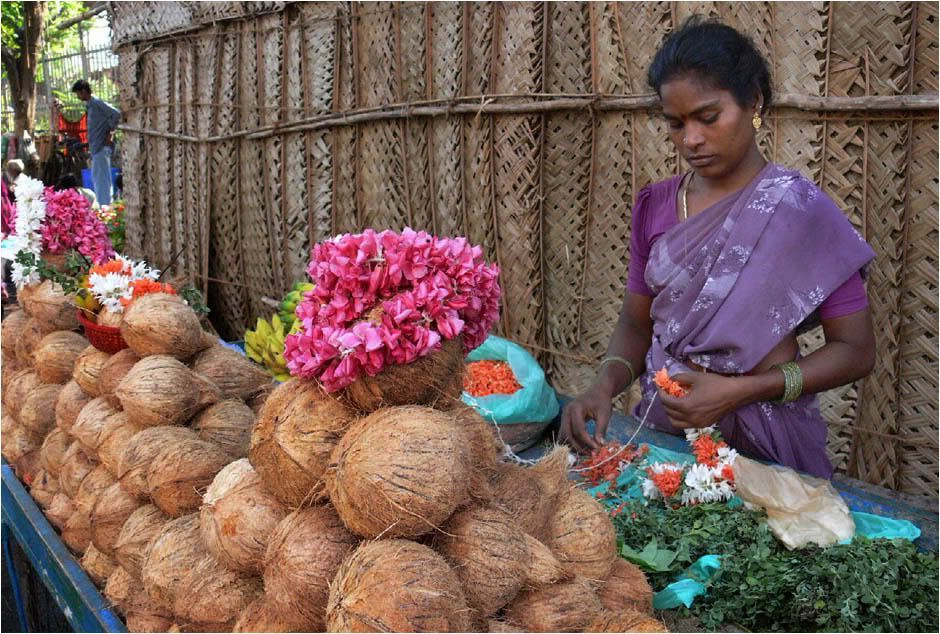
top-left (3, 288), bottom-right (664, 633)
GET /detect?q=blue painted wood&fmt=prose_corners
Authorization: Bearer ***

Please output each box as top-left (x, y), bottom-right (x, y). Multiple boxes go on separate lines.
top-left (1, 461), bottom-right (127, 633)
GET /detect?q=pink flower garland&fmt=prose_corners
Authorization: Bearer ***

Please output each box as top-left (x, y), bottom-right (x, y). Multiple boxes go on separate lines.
top-left (284, 228), bottom-right (501, 392)
top-left (41, 187), bottom-right (114, 263)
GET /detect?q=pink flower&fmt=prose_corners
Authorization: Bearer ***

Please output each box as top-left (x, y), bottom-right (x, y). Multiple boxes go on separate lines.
top-left (41, 187), bottom-right (114, 263)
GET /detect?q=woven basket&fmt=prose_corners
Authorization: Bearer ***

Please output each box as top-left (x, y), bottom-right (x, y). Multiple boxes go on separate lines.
top-left (77, 310), bottom-right (128, 354)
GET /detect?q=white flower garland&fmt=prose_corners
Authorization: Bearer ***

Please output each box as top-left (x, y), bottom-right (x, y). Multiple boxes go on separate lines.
top-left (10, 176), bottom-right (47, 289)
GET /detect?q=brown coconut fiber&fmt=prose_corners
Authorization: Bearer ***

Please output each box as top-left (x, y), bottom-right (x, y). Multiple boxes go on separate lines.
top-left (63, 507), bottom-right (92, 555)
top-left (118, 426), bottom-right (198, 500)
top-left (491, 445), bottom-right (570, 541)
top-left (547, 485), bottom-right (618, 580)
top-left (70, 396), bottom-right (120, 456)
top-left (105, 566), bottom-right (173, 621)
top-left (27, 280), bottom-right (80, 332)
top-left (2, 309), bottom-right (30, 359)
top-left (192, 400), bottom-right (255, 459)
top-left (73, 345), bottom-right (111, 396)
top-left (588, 608), bottom-right (669, 633)
top-left (488, 619), bottom-right (525, 633)
top-left (40, 427), bottom-right (71, 476)
top-left (2, 424), bottom-right (41, 465)
top-left (96, 307), bottom-right (124, 328)
top-left (599, 557), bottom-right (654, 615)
top-left (115, 355), bottom-right (210, 427)
top-left (15, 317), bottom-right (45, 367)
top-left (505, 577), bottom-right (602, 633)
top-left (141, 513), bottom-right (208, 612)
top-left (126, 613), bottom-right (175, 633)
top-left (0, 412), bottom-right (16, 438)
top-left (248, 379), bottom-right (358, 507)
top-left (1, 358), bottom-right (23, 394)
top-left (55, 379), bottom-right (92, 433)
top-left (246, 383), bottom-right (273, 414)
top-left (29, 467), bottom-right (59, 508)
top-left (120, 293), bottom-right (208, 360)
top-left (233, 595), bottom-right (316, 633)
top-left (97, 412), bottom-right (146, 477)
top-left (262, 505), bottom-right (359, 629)
top-left (114, 504), bottom-right (170, 579)
top-left (81, 543), bottom-right (117, 587)
top-left (59, 441), bottom-right (98, 498)
top-left (14, 449), bottom-right (42, 486)
top-left (90, 481), bottom-right (142, 555)
top-left (191, 345), bottom-right (269, 400)
top-left (97, 348), bottom-right (140, 405)
top-left (46, 492), bottom-right (76, 530)
top-left (145, 436), bottom-right (229, 517)
top-left (4, 369), bottom-right (41, 417)
top-left (327, 539), bottom-right (471, 633)
top-left (343, 335), bottom-right (465, 412)
top-left (170, 553), bottom-right (263, 627)
top-left (327, 405), bottom-right (471, 539)
top-left (35, 330), bottom-right (88, 384)
top-left (200, 459), bottom-right (287, 573)
top-left (19, 383), bottom-right (63, 437)
top-left (74, 464), bottom-right (116, 516)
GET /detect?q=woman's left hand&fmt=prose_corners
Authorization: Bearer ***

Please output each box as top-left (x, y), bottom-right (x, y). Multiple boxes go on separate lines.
top-left (658, 372), bottom-right (746, 429)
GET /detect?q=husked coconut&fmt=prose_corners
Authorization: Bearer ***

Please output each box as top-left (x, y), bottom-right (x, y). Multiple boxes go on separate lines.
top-left (546, 485), bottom-right (618, 580)
top-left (73, 346), bottom-right (111, 396)
top-left (55, 380), bottom-right (92, 432)
top-left (344, 336), bottom-right (465, 411)
top-left (171, 552), bottom-right (262, 626)
top-left (59, 441), bottom-right (98, 498)
top-left (327, 406), bottom-right (471, 539)
top-left (35, 331), bottom-right (88, 384)
top-left (0, 412), bottom-right (16, 437)
top-left (327, 539), bottom-right (471, 632)
top-left (97, 412), bottom-right (146, 477)
top-left (15, 317), bottom-right (44, 367)
top-left (262, 505), bottom-right (359, 628)
top-left (2, 309), bottom-right (30, 359)
top-left (97, 348), bottom-right (140, 405)
top-left (200, 459), bottom-right (287, 573)
top-left (63, 508), bottom-right (92, 554)
top-left (491, 445), bottom-right (570, 540)
top-left (1, 357), bottom-right (23, 394)
top-left (114, 504), bottom-right (169, 579)
top-left (81, 543), bottom-right (117, 587)
top-left (121, 293), bottom-right (207, 360)
top-left (46, 492), bottom-right (76, 530)
top-left (26, 280), bottom-right (80, 332)
top-left (233, 595), bottom-right (316, 633)
top-left (96, 307), bottom-right (124, 328)
top-left (191, 345), bottom-right (269, 400)
top-left (14, 449), bottom-right (42, 486)
top-left (74, 464), bottom-right (116, 516)
top-left (70, 397), bottom-right (120, 456)
top-left (599, 558), bottom-right (654, 615)
top-left (192, 400), bottom-right (255, 459)
top-left (488, 620), bottom-right (524, 633)
top-left (141, 514), bottom-right (207, 612)
top-left (434, 506), bottom-right (568, 616)
top-left (2, 424), bottom-right (41, 465)
top-left (115, 355), bottom-right (212, 427)
top-left (40, 427), bottom-right (71, 476)
top-left (587, 609), bottom-right (669, 633)
top-left (145, 437), bottom-right (229, 517)
top-left (90, 481), bottom-right (142, 555)
top-left (246, 383), bottom-right (273, 415)
top-left (29, 468), bottom-right (59, 508)
top-left (126, 613), bottom-right (175, 633)
top-left (19, 383), bottom-right (63, 437)
top-left (249, 379), bottom-right (357, 506)
top-left (4, 369), bottom-right (40, 416)
top-left (105, 566), bottom-right (173, 621)
top-left (169, 621), bottom-right (236, 633)
top-left (118, 426), bottom-right (198, 500)
top-left (505, 577), bottom-right (602, 633)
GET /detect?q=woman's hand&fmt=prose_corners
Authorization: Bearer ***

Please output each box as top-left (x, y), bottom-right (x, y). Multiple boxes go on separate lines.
top-left (659, 372), bottom-right (746, 429)
top-left (559, 384), bottom-right (614, 454)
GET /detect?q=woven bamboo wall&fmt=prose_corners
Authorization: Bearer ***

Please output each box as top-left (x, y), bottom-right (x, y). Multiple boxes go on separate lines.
top-left (112, 1), bottom-right (939, 498)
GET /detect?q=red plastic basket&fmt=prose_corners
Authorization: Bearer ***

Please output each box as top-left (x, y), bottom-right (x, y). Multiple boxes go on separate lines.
top-left (77, 309), bottom-right (129, 354)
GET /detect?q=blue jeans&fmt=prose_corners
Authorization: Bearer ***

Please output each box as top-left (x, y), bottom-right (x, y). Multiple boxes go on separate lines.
top-left (91, 146), bottom-right (113, 206)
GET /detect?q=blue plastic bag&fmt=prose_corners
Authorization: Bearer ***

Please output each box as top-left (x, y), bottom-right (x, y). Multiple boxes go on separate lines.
top-left (461, 335), bottom-right (559, 425)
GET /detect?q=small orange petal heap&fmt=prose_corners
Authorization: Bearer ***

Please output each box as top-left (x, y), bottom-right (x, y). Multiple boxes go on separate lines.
top-left (654, 367), bottom-right (687, 398)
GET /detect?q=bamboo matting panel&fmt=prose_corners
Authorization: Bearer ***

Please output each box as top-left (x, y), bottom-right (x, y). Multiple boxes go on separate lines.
top-left (113, 1), bottom-right (939, 498)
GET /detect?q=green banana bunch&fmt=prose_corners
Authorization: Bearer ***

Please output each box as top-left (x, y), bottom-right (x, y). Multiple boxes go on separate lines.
top-left (278, 281), bottom-right (315, 328)
top-left (245, 314), bottom-right (291, 382)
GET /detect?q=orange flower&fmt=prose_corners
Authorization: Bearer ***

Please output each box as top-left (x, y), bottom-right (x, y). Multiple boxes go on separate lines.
top-left (721, 464), bottom-right (735, 482)
top-left (464, 360), bottom-right (521, 396)
top-left (692, 435), bottom-right (720, 467)
top-left (89, 260), bottom-right (126, 276)
top-left (648, 467), bottom-right (683, 498)
top-left (654, 367), bottom-right (688, 398)
top-left (119, 279), bottom-right (176, 307)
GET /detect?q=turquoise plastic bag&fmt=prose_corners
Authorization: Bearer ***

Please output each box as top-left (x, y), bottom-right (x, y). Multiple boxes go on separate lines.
top-left (653, 556), bottom-right (722, 610)
top-left (461, 335), bottom-right (559, 425)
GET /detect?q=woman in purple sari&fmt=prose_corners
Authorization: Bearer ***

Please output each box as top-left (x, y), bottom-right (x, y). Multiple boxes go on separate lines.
top-left (560, 18), bottom-right (876, 479)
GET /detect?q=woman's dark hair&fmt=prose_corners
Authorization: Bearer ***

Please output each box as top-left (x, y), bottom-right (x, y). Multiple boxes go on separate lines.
top-left (647, 17), bottom-right (772, 113)
top-left (56, 174), bottom-right (78, 190)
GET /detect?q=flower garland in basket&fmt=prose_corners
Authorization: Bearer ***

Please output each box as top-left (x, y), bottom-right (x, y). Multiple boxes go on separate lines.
top-left (284, 228), bottom-right (501, 392)
top-left (640, 425), bottom-right (738, 507)
top-left (83, 255), bottom-right (162, 312)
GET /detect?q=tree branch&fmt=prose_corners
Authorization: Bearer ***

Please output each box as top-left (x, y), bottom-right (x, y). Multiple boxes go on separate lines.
top-left (54, 2), bottom-right (107, 30)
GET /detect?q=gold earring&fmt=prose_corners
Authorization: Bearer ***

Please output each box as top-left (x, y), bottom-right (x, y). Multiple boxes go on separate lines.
top-left (752, 112), bottom-right (762, 130)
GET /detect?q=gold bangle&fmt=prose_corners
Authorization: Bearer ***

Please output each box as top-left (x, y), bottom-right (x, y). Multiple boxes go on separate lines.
top-left (599, 355), bottom-right (635, 385)
top-left (773, 361), bottom-right (803, 403)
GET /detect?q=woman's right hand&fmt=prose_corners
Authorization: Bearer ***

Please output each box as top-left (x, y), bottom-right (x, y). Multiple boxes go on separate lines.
top-left (559, 384), bottom-right (613, 454)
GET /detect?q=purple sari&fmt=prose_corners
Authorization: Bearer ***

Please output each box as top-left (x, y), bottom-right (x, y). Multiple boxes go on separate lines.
top-left (636, 163), bottom-right (875, 478)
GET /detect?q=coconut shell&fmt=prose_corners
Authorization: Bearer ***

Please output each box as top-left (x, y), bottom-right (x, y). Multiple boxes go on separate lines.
top-left (97, 413), bottom-right (147, 477)
top-left (599, 558), bottom-right (654, 615)
top-left (171, 553), bottom-right (263, 627)
top-left (191, 345), bottom-right (270, 400)
top-left (192, 400), bottom-right (255, 459)
top-left (90, 481), bottom-right (142, 556)
top-left (200, 459), bottom-right (287, 573)
top-left (546, 486), bottom-right (618, 580)
top-left (434, 506), bottom-right (569, 617)
top-left (35, 330), bottom-right (88, 384)
top-left (114, 504), bottom-right (170, 579)
top-left (233, 595), bottom-right (317, 633)
top-left (96, 307), bottom-right (124, 328)
top-left (73, 345), bottom-right (111, 396)
top-left (121, 293), bottom-right (208, 360)
top-left (71, 396), bottom-right (121, 456)
top-left (145, 436), bottom-right (230, 517)
top-left (15, 449), bottom-right (43, 486)
top-left (2, 423), bottom-right (41, 465)
top-left (1, 357), bottom-right (23, 395)
top-left (63, 508), bottom-right (92, 555)
top-left (249, 379), bottom-right (358, 507)
top-left (0, 411), bottom-right (17, 437)
top-left (488, 620), bottom-right (525, 633)
top-left (19, 383), bottom-right (63, 437)
top-left (491, 446), bottom-right (570, 541)
top-left (97, 348), bottom-right (140, 405)
top-left (81, 543), bottom-right (118, 587)
top-left (169, 621), bottom-right (236, 633)
top-left (587, 609), bottom-right (669, 633)
top-left (55, 379), bottom-right (92, 432)
top-left (15, 317), bottom-right (44, 367)
top-left (4, 369), bottom-right (41, 416)
top-left (40, 427), bottom-right (71, 477)
top-left (328, 405), bottom-right (473, 539)
top-left (74, 464), bottom-right (117, 516)
top-left (126, 613), bottom-right (175, 633)
top-left (2, 309), bottom-right (30, 359)
top-left (142, 514), bottom-right (208, 611)
top-left (246, 383), bottom-right (273, 414)
top-left (105, 566), bottom-right (173, 621)
top-left (26, 280), bottom-right (80, 332)
top-left (46, 492), bottom-right (76, 530)
top-left (29, 468), bottom-right (59, 508)
top-left (343, 336), bottom-right (465, 412)
top-left (115, 355), bottom-right (206, 427)
top-left (327, 539), bottom-right (471, 633)
top-left (505, 577), bottom-right (602, 633)
top-left (262, 505), bottom-right (359, 628)
top-left (59, 441), bottom-right (98, 498)
top-left (118, 426), bottom-right (199, 500)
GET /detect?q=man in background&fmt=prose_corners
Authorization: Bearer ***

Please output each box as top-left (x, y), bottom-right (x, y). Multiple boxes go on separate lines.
top-left (71, 80), bottom-right (120, 206)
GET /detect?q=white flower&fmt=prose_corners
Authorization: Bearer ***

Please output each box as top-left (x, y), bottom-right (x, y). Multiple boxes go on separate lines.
top-left (88, 272), bottom-right (133, 312)
top-left (16, 176), bottom-right (45, 202)
top-left (716, 445), bottom-right (738, 465)
top-left (11, 262), bottom-right (40, 289)
top-left (682, 463), bottom-right (735, 505)
top-left (685, 426), bottom-right (717, 443)
top-left (641, 477), bottom-right (662, 499)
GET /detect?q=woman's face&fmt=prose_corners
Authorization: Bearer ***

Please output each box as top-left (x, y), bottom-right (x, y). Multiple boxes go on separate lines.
top-left (659, 74), bottom-right (758, 179)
